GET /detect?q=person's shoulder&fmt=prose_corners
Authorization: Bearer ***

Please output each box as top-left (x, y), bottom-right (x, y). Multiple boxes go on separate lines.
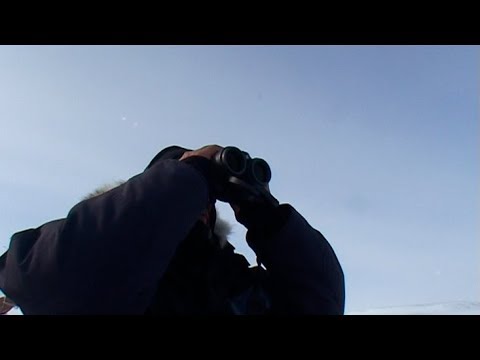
top-left (10, 227), bottom-right (38, 241)
top-left (11, 219), bottom-right (63, 241)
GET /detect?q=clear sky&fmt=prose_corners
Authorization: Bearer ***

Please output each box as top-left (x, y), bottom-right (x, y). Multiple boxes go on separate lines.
top-left (0, 45), bottom-right (478, 313)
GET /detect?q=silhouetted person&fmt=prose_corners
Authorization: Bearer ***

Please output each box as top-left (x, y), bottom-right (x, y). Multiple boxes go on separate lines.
top-left (0, 145), bottom-right (345, 314)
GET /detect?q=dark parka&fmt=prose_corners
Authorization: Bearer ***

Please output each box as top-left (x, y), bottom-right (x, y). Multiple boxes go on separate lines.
top-left (0, 147), bottom-right (345, 315)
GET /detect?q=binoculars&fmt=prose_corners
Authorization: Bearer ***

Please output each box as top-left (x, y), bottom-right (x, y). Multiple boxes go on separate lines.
top-left (213, 146), bottom-right (272, 186)
top-left (212, 146), bottom-right (279, 207)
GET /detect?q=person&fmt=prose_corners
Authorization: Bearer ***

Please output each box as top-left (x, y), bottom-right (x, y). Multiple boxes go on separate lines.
top-left (0, 144), bottom-right (345, 315)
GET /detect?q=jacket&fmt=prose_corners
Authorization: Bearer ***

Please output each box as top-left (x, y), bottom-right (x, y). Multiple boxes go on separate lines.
top-left (0, 150), bottom-right (345, 314)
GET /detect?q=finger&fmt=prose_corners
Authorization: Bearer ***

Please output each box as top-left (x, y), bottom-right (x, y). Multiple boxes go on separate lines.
top-left (180, 145), bottom-right (223, 161)
top-left (203, 145), bottom-right (223, 158)
top-left (179, 151), bottom-right (192, 161)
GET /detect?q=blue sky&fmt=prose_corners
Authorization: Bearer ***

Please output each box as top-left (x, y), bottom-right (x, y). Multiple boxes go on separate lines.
top-left (0, 45), bottom-right (478, 313)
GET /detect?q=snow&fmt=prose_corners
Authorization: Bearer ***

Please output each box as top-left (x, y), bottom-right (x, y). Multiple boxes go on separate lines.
top-left (4, 307), bottom-right (23, 315)
top-left (3, 301), bottom-right (480, 315)
top-left (347, 301), bottom-right (480, 315)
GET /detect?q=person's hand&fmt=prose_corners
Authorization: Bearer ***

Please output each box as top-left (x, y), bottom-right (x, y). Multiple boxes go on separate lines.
top-left (179, 145), bottom-right (223, 161)
top-left (178, 145), bottom-right (223, 202)
top-left (229, 192), bottom-right (279, 230)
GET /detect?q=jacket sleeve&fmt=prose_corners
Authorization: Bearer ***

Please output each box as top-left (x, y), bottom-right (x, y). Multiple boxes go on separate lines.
top-left (247, 204), bottom-right (345, 315)
top-left (0, 160), bottom-right (211, 314)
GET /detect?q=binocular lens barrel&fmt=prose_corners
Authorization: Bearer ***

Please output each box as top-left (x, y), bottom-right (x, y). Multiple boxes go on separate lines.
top-left (250, 158), bottom-right (272, 185)
top-left (217, 146), bottom-right (272, 185)
top-left (219, 147), bottom-right (247, 175)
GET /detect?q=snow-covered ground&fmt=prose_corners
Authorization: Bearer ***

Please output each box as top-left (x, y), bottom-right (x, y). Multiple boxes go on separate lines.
top-left (347, 301), bottom-right (480, 315)
top-left (4, 307), bottom-right (23, 315)
top-left (3, 301), bottom-right (480, 315)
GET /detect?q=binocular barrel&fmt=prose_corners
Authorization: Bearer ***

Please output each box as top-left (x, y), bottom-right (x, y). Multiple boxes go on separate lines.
top-left (214, 146), bottom-right (272, 185)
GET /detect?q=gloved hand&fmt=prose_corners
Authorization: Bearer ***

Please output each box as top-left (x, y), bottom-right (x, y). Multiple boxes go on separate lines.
top-left (231, 200), bottom-right (272, 230)
top-left (230, 191), bottom-right (282, 232)
top-left (230, 196), bottom-right (291, 259)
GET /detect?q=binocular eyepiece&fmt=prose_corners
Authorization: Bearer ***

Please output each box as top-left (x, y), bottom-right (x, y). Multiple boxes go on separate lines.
top-left (213, 146), bottom-right (272, 186)
top-left (212, 146), bottom-right (279, 208)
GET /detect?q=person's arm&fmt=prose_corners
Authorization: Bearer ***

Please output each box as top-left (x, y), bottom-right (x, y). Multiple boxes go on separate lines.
top-left (0, 159), bottom-right (212, 314)
top-left (237, 203), bottom-right (345, 315)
